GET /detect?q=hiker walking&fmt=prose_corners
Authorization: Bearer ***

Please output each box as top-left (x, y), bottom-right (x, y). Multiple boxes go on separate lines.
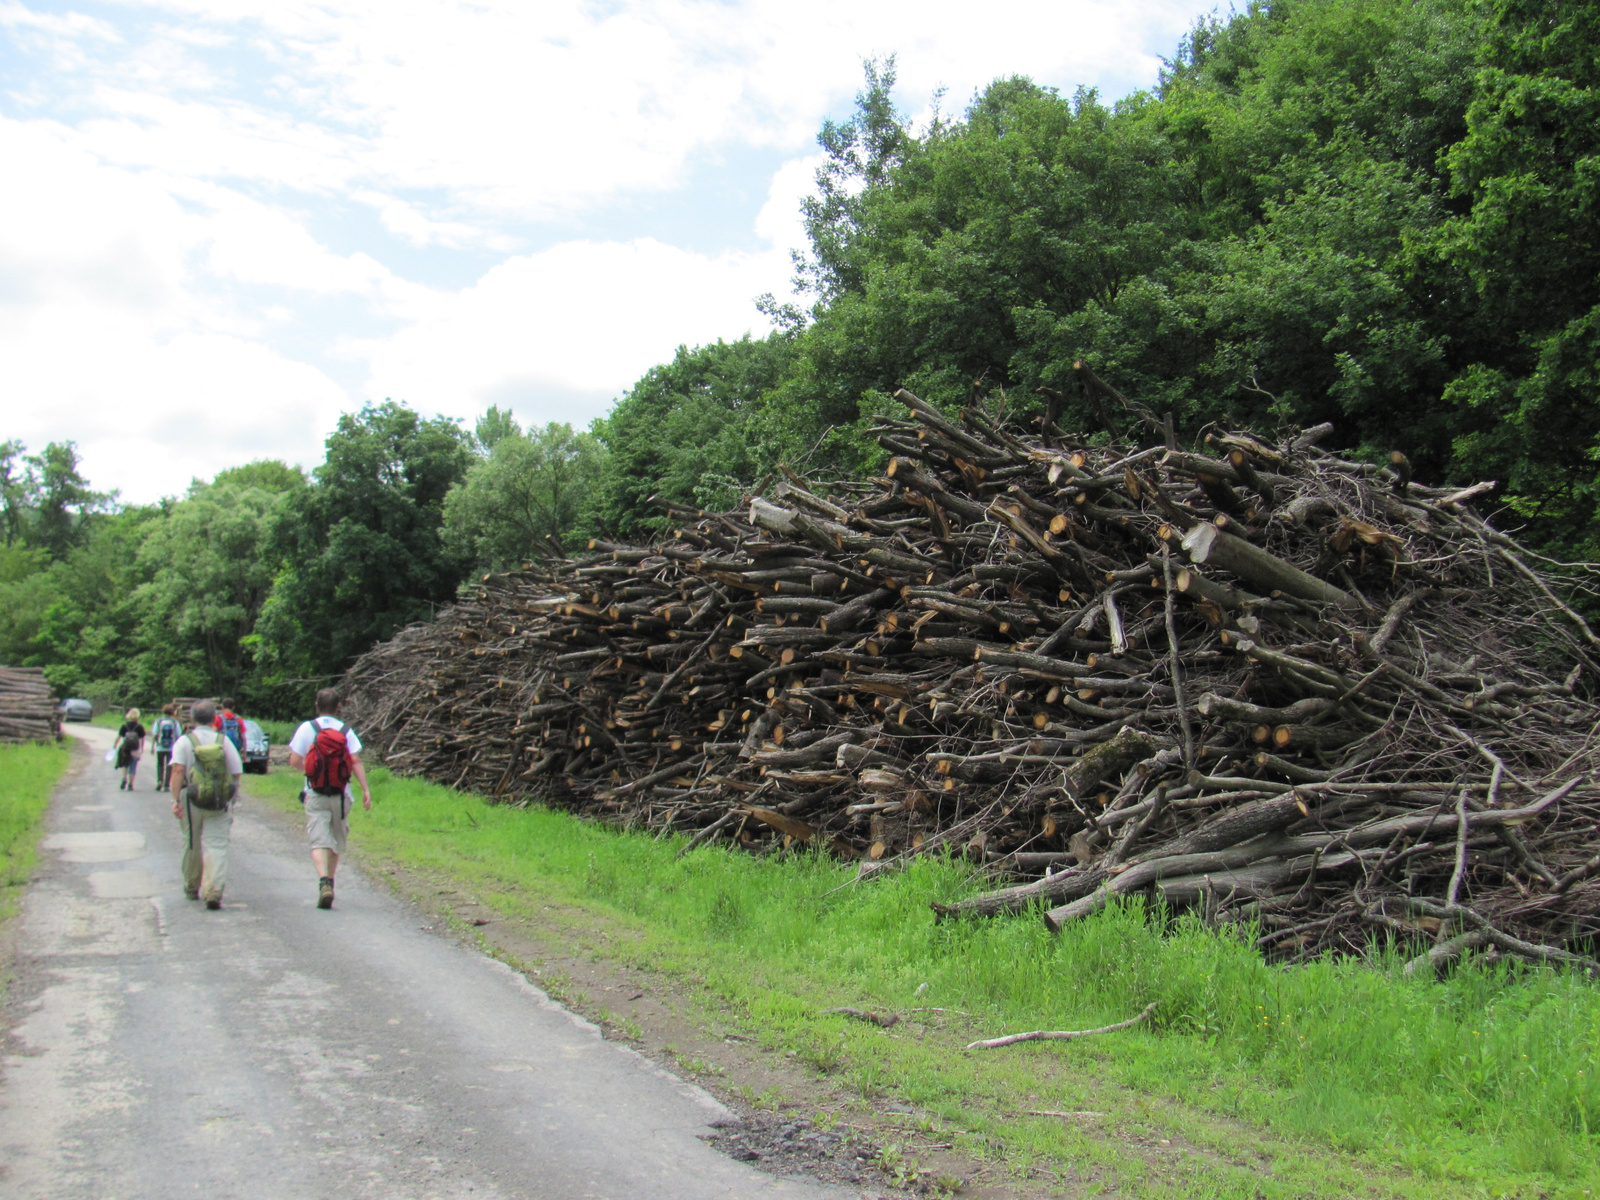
top-left (114, 708), bottom-right (146, 791)
top-left (214, 698), bottom-right (246, 755)
top-left (287, 688), bottom-right (372, 910)
top-left (150, 703), bottom-right (181, 790)
top-left (168, 699), bottom-right (242, 909)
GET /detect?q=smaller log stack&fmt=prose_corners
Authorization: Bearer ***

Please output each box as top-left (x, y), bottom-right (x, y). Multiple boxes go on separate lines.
top-left (170, 697), bottom-right (221, 725)
top-left (0, 667), bottom-right (62, 743)
top-left (343, 380), bottom-right (1600, 967)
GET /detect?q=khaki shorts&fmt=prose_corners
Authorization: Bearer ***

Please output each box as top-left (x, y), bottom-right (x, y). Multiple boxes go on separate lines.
top-left (303, 788), bottom-right (350, 853)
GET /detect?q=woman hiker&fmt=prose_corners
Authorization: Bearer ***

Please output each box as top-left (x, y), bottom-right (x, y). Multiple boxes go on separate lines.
top-left (115, 707), bottom-right (147, 790)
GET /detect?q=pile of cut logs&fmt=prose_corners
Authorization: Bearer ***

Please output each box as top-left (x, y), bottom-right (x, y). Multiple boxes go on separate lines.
top-left (344, 376), bottom-right (1600, 967)
top-left (0, 667), bottom-right (62, 743)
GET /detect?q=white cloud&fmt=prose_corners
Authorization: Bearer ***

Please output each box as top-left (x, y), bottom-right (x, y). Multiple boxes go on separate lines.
top-left (3, 313), bottom-right (349, 504)
top-left (350, 190), bottom-right (502, 251)
top-left (0, 0), bottom-right (1205, 503)
top-left (0, 117), bottom-right (398, 501)
top-left (0, 1), bottom-right (120, 45)
top-left (754, 153), bottom-right (827, 256)
top-left (200, 193), bottom-right (394, 298)
top-left (363, 236), bottom-right (792, 428)
top-left (20, 1), bottom-right (1200, 222)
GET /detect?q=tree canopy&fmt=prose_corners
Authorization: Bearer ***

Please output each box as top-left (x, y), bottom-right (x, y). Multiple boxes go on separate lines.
top-left (444, 419), bottom-right (603, 568)
top-left (253, 401), bottom-right (473, 707)
top-left (590, 0), bottom-right (1600, 556)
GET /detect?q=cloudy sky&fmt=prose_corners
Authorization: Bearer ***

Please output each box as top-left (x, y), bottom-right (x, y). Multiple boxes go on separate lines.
top-left (1, 0), bottom-right (1205, 503)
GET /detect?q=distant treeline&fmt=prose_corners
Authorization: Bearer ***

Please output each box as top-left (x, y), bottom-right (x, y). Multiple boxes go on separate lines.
top-left (4, 0), bottom-right (1595, 714)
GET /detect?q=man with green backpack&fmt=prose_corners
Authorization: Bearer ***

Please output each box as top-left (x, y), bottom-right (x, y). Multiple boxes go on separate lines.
top-left (167, 698), bottom-right (243, 909)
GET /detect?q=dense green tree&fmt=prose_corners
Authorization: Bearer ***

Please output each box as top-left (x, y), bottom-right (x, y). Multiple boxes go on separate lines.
top-left (593, 336), bottom-right (799, 537)
top-left (795, 55), bottom-right (917, 305)
top-left (444, 422), bottom-right (603, 569)
top-left (0, 439), bottom-right (111, 559)
top-left (611, 0), bottom-right (1600, 561)
top-left (254, 401), bottom-right (471, 702)
top-left (212, 460), bottom-right (307, 494)
top-left (0, 441), bottom-right (320, 712)
top-left (126, 480), bottom-right (291, 702)
top-left (26, 441), bottom-right (110, 560)
top-left (0, 504), bottom-right (154, 702)
top-left (0, 440), bottom-right (30, 546)
top-left (473, 405), bottom-right (521, 453)
top-left (766, 0), bottom-right (1484, 456)
top-left (1438, 0), bottom-right (1600, 553)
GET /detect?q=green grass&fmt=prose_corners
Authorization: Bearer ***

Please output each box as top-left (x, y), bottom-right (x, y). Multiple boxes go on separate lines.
top-left (0, 740), bottom-right (71, 924)
top-left (252, 718), bottom-right (297, 745)
top-left (250, 767), bottom-right (1600, 1198)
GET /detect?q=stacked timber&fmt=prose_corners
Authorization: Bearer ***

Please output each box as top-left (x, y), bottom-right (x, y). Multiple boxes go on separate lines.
top-left (0, 667), bottom-right (62, 743)
top-left (344, 378), bottom-right (1600, 966)
top-left (170, 697), bottom-right (220, 725)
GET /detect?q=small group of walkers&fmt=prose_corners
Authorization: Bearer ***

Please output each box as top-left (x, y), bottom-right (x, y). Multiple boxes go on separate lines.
top-left (113, 689), bottom-right (372, 913)
top-left (113, 700), bottom-right (245, 791)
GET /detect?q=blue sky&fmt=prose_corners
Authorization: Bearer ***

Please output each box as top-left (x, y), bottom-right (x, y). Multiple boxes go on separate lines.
top-left (0, 0), bottom-right (1207, 502)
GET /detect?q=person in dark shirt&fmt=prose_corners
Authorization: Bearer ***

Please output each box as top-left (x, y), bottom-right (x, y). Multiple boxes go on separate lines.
top-left (115, 708), bottom-right (147, 791)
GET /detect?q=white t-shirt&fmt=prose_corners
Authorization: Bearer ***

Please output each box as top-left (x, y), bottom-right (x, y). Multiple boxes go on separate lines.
top-left (290, 716), bottom-right (363, 777)
top-left (170, 726), bottom-right (244, 776)
top-left (289, 713), bottom-right (364, 800)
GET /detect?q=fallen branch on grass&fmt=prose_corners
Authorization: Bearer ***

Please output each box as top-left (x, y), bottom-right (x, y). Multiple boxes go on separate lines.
top-left (674, 807), bottom-right (741, 858)
top-left (966, 1002), bottom-right (1157, 1050)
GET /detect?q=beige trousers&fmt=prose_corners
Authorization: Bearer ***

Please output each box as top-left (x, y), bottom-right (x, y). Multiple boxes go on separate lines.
top-left (182, 799), bottom-right (233, 900)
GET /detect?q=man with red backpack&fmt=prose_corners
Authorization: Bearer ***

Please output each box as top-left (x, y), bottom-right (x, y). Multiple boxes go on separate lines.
top-left (213, 698), bottom-right (247, 755)
top-left (287, 688), bottom-right (373, 910)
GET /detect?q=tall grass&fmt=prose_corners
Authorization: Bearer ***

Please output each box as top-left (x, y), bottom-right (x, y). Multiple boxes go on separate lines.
top-left (0, 741), bottom-right (71, 922)
top-left (251, 717), bottom-right (297, 745)
top-left (252, 767), bottom-right (1600, 1195)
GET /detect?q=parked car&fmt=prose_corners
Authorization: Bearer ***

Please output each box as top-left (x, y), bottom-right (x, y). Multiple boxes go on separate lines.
top-left (58, 698), bottom-right (93, 722)
top-left (242, 719), bottom-right (270, 774)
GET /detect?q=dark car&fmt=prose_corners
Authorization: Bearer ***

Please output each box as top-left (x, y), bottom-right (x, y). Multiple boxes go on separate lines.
top-left (242, 720), bottom-right (270, 774)
top-left (58, 698), bottom-right (93, 722)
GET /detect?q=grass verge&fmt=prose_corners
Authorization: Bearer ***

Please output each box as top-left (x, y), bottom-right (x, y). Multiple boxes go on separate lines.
top-left (253, 718), bottom-right (298, 745)
top-left (0, 740), bottom-right (71, 926)
top-left (249, 767), bottom-right (1600, 1199)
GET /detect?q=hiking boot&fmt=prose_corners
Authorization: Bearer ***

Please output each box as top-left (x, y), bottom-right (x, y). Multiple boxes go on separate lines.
top-left (205, 896), bottom-right (222, 910)
top-left (317, 877), bottom-right (334, 909)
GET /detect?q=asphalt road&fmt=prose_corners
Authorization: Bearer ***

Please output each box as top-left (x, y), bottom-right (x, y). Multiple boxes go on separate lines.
top-left (1, 727), bottom-right (858, 1200)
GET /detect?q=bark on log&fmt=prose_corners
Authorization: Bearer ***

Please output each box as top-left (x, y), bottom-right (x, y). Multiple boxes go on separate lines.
top-left (1181, 522), bottom-right (1356, 608)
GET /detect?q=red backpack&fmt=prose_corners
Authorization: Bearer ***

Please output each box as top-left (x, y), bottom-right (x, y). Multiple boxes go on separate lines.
top-left (304, 720), bottom-right (353, 795)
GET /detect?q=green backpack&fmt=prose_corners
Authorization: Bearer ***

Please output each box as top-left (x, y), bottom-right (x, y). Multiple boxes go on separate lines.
top-left (185, 734), bottom-right (232, 810)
